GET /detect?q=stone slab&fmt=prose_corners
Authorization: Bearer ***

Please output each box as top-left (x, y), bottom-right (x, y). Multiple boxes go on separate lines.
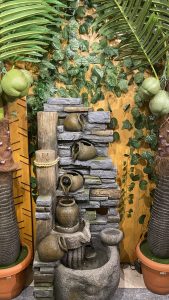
top-left (78, 201), bottom-right (100, 209)
top-left (47, 97), bottom-right (82, 105)
top-left (88, 111), bottom-right (110, 123)
top-left (35, 212), bottom-right (51, 220)
top-left (101, 200), bottom-right (119, 207)
top-left (84, 175), bottom-right (101, 185)
top-left (90, 188), bottom-right (120, 199)
top-left (90, 215), bottom-right (107, 225)
top-left (34, 273), bottom-right (54, 283)
top-left (40, 267), bottom-right (55, 274)
top-left (91, 130), bottom-right (114, 136)
top-left (36, 207), bottom-right (51, 213)
top-left (90, 223), bottom-right (119, 232)
top-left (84, 123), bottom-right (107, 131)
top-left (34, 287), bottom-right (53, 298)
top-left (59, 157), bottom-right (113, 170)
top-left (90, 169), bottom-right (117, 179)
top-left (33, 253), bottom-right (59, 268)
top-left (64, 106), bottom-right (93, 112)
top-left (108, 214), bottom-right (120, 223)
top-left (89, 196), bottom-right (109, 201)
top-left (58, 132), bottom-right (114, 143)
top-left (36, 195), bottom-right (53, 207)
top-left (56, 188), bottom-right (89, 201)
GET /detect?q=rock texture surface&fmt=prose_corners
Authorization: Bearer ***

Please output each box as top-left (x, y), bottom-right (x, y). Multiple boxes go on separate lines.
top-left (34, 97), bottom-right (121, 300)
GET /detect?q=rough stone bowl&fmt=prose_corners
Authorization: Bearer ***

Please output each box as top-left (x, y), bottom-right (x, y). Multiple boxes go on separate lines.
top-left (100, 228), bottom-right (123, 246)
top-left (54, 235), bottom-right (121, 300)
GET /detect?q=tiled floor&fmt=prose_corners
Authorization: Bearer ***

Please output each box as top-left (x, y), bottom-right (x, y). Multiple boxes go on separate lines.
top-left (13, 265), bottom-right (169, 299)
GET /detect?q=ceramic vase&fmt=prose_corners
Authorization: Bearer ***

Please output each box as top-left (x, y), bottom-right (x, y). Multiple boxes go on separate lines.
top-left (56, 198), bottom-right (79, 228)
top-left (71, 140), bottom-right (97, 161)
top-left (59, 170), bottom-right (83, 193)
top-left (64, 113), bottom-right (85, 132)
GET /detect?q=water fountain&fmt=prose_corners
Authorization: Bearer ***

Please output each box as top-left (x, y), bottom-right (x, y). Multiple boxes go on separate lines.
top-left (33, 97), bottom-right (123, 300)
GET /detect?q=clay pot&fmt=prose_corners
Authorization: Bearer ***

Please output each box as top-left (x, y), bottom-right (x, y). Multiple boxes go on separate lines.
top-left (60, 170), bottom-right (83, 193)
top-left (0, 243), bottom-right (32, 300)
top-left (64, 113), bottom-right (85, 131)
top-left (37, 234), bottom-right (67, 262)
top-left (100, 228), bottom-right (123, 246)
top-left (72, 140), bottom-right (97, 161)
top-left (56, 198), bottom-right (79, 228)
top-left (136, 241), bottom-right (169, 295)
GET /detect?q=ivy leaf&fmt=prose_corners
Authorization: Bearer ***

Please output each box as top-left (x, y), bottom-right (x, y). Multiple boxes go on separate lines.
top-left (130, 153), bottom-right (139, 165)
top-left (134, 129), bottom-right (144, 139)
top-left (144, 133), bottom-right (158, 150)
top-left (75, 6), bottom-right (85, 18)
top-left (113, 132), bottom-right (120, 142)
top-left (143, 166), bottom-right (153, 175)
top-left (123, 104), bottom-right (130, 112)
top-left (79, 40), bottom-right (89, 52)
top-left (139, 180), bottom-right (148, 190)
top-left (134, 72), bottom-right (144, 84)
top-left (131, 107), bottom-right (141, 119)
top-left (139, 215), bottom-right (146, 224)
top-left (109, 117), bottom-right (118, 129)
top-left (79, 23), bottom-right (89, 34)
top-left (70, 38), bottom-right (80, 51)
top-left (141, 151), bottom-right (154, 164)
top-left (122, 119), bottom-right (133, 130)
top-left (30, 177), bottom-right (37, 189)
top-left (118, 79), bottom-right (128, 93)
top-left (130, 173), bottom-right (141, 181)
top-left (104, 46), bottom-right (118, 57)
top-left (91, 90), bottom-right (104, 104)
top-left (124, 58), bottom-right (133, 68)
top-left (128, 138), bottom-right (141, 149)
top-left (128, 182), bottom-right (135, 191)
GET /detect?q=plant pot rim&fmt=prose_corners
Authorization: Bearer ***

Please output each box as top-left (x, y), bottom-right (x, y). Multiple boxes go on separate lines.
top-left (0, 243), bottom-right (32, 278)
top-left (136, 241), bottom-right (169, 272)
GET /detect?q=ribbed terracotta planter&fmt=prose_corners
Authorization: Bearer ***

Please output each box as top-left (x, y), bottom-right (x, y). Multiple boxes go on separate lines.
top-left (136, 242), bottom-right (169, 295)
top-left (0, 244), bottom-right (32, 300)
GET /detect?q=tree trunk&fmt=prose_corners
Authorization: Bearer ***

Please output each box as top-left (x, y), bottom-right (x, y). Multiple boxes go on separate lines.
top-left (0, 119), bottom-right (20, 265)
top-left (0, 172), bottom-right (20, 265)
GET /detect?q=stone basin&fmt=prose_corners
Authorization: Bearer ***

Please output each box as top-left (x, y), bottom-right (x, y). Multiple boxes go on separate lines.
top-left (54, 235), bottom-right (120, 300)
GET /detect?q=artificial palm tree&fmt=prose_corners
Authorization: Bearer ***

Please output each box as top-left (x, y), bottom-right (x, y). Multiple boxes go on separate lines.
top-left (0, 0), bottom-right (65, 266)
top-left (94, 0), bottom-right (169, 258)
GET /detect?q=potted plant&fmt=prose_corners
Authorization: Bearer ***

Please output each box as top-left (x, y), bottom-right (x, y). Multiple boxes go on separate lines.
top-left (94, 0), bottom-right (169, 295)
top-left (0, 0), bottom-right (64, 298)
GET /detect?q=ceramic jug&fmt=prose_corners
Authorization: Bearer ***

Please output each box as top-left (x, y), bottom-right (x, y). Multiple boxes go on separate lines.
top-left (64, 113), bottom-right (85, 131)
top-left (72, 140), bottom-right (97, 161)
top-left (60, 170), bottom-right (84, 193)
top-left (56, 198), bottom-right (79, 228)
top-left (37, 234), bottom-right (67, 262)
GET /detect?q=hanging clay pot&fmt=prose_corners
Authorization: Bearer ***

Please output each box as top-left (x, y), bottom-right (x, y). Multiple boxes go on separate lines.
top-left (60, 170), bottom-right (84, 193)
top-left (56, 198), bottom-right (79, 228)
top-left (71, 140), bottom-right (97, 161)
top-left (64, 113), bottom-right (85, 131)
top-left (37, 234), bottom-right (67, 262)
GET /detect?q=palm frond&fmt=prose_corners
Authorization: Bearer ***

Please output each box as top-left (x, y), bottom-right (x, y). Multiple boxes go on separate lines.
top-left (94, 0), bottom-right (169, 76)
top-left (0, 0), bottom-right (66, 62)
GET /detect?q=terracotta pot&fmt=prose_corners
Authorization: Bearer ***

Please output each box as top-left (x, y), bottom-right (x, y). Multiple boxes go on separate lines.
top-left (56, 198), bottom-right (79, 228)
top-left (136, 241), bottom-right (169, 295)
top-left (37, 234), bottom-right (67, 262)
top-left (71, 140), bottom-right (97, 161)
top-left (60, 170), bottom-right (83, 193)
top-left (0, 243), bottom-right (32, 300)
top-left (64, 113), bottom-right (85, 131)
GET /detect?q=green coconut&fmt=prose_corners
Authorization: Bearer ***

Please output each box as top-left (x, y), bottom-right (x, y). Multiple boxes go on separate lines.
top-left (149, 90), bottom-right (169, 116)
top-left (139, 77), bottom-right (161, 101)
top-left (0, 83), bottom-right (2, 96)
top-left (20, 69), bottom-right (33, 86)
top-left (1, 69), bottom-right (29, 98)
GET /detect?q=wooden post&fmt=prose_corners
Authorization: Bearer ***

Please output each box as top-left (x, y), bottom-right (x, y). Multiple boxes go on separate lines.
top-left (37, 112), bottom-right (58, 152)
top-left (35, 150), bottom-right (57, 197)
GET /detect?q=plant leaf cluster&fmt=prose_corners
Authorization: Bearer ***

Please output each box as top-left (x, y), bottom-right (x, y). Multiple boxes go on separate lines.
top-left (0, 0), bottom-right (65, 62)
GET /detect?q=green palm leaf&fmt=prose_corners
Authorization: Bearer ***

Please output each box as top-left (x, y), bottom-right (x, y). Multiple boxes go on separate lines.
top-left (0, 0), bottom-right (65, 62)
top-left (94, 0), bottom-right (169, 77)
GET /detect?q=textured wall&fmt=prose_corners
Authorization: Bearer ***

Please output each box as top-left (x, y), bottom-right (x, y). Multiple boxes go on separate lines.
top-left (9, 98), bottom-right (34, 252)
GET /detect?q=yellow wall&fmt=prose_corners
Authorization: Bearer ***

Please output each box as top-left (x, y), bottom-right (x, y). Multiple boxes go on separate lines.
top-left (9, 98), bottom-right (34, 252)
top-left (92, 84), bottom-right (152, 262)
